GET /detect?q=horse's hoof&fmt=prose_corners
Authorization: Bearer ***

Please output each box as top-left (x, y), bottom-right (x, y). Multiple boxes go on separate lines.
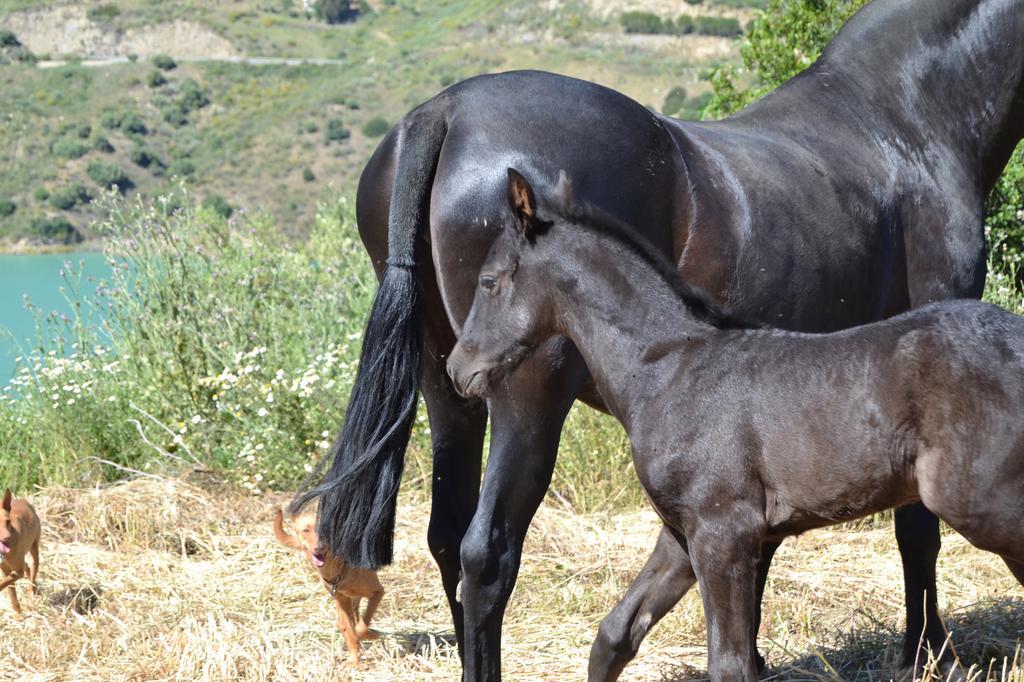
top-left (755, 651), bottom-right (767, 674)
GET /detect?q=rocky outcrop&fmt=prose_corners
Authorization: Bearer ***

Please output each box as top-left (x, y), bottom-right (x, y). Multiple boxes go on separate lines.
top-left (0, 6), bottom-right (240, 59)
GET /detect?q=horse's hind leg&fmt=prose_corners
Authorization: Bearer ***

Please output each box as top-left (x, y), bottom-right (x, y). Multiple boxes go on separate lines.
top-left (895, 503), bottom-right (951, 668)
top-left (588, 524), bottom-right (696, 682)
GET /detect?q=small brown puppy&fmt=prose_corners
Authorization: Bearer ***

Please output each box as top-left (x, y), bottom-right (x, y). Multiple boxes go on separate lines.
top-left (0, 488), bottom-right (40, 615)
top-left (273, 507), bottom-right (384, 665)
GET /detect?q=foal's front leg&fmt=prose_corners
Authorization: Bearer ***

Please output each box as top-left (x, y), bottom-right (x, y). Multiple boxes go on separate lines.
top-left (690, 509), bottom-right (764, 681)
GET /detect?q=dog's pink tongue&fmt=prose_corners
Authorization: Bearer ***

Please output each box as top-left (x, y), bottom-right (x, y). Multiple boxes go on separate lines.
top-left (0, 541), bottom-right (9, 555)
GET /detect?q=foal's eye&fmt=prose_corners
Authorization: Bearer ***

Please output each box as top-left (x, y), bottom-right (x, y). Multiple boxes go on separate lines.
top-left (480, 275), bottom-right (497, 292)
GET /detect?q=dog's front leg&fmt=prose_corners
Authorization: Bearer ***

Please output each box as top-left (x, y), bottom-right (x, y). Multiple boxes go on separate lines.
top-left (334, 596), bottom-right (362, 666)
top-left (0, 565), bottom-right (23, 614)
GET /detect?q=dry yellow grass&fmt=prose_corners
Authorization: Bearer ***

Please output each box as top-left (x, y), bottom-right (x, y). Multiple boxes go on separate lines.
top-left (1, 477), bottom-right (1021, 681)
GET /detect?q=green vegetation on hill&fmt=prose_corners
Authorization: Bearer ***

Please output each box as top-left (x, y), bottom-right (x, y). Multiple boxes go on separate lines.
top-left (1, 0), bottom-right (752, 247)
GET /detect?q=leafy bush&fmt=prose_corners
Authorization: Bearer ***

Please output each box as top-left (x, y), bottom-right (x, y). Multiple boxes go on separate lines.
top-left (49, 183), bottom-right (91, 210)
top-left (620, 11), bottom-right (671, 34)
top-left (129, 146), bottom-right (161, 169)
top-left (93, 136), bottom-right (115, 153)
top-left (160, 102), bottom-right (189, 127)
top-left (314, 0), bottom-right (361, 24)
top-left (51, 137), bottom-right (90, 160)
top-left (302, 168), bottom-right (316, 182)
top-left (180, 79), bottom-right (210, 111)
top-left (201, 193), bottom-right (233, 219)
top-left (121, 113), bottom-right (148, 135)
top-left (28, 216), bottom-right (78, 242)
top-left (147, 70), bottom-right (167, 88)
top-left (152, 54), bottom-right (177, 71)
top-left (675, 15), bottom-right (694, 34)
top-left (303, 121), bottom-right (319, 134)
top-left (662, 86), bottom-right (689, 116)
top-left (86, 161), bottom-right (132, 192)
top-left (324, 118), bottom-right (350, 143)
top-left (100, 109), bottom-right (123, 130)
top-left (694, 15), bottom-right (742, 36)
top-left (167, 158), bottom-right (196, 180)
top-left (361, 117), bottom-right (390, 137)
top-left (1, 195), bottom-right (376, 491)
top-left (33, 187), bottom-right (50, 202)
top-left (0, 30), bottom-right (19, 47)
top-left (76, 124), bottom-right (92, 139)
top-left (0, 199), bottom-right (15, 217)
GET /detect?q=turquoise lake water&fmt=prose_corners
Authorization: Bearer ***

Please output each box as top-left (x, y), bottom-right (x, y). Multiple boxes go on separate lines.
top-left (0, 253), bottom-right (111, 384)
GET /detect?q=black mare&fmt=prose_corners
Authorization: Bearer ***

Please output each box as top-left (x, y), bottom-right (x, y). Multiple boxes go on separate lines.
top-left (448, 168), bottom-right (1024, 681)
top-left (297, 0), bottom-right (1024, 679)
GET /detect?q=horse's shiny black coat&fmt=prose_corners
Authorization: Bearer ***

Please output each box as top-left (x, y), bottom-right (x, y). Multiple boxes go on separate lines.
top-left (448, 169), bottom-right (1024, 680)
top-left (307, 0), bottom-right (1024, 678)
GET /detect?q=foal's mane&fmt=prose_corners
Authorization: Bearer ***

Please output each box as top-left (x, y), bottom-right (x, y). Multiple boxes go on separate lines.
top-left (555, 202), bottom-right (760, 330)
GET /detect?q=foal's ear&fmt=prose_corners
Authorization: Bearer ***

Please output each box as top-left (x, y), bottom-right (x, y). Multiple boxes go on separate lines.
top-left (506, 168), bottom-right (539, 239)
top-left (2, 488), bottom-right (11, 512)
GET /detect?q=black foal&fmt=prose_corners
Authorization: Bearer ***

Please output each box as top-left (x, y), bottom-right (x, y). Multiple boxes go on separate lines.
top-left (448, 170), bottom-right (1024, 681)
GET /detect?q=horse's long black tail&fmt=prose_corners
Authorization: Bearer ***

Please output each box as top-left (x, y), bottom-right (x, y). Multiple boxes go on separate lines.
top-left (291, 108), bottom-right (448, 569)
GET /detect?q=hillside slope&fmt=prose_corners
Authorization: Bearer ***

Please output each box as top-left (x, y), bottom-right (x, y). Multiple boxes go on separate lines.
top-left (0, 0), bottom-right (753, 248)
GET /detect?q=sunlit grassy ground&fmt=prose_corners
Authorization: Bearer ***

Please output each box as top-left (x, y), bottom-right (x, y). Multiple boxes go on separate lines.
top-left (2, 477), bottom-right (1020, 681)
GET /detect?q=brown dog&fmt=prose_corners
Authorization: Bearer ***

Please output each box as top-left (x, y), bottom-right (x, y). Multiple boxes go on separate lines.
top-left (0, 488), bottom-right (40, 615)
top-left (273, 507), bottom-right (384, 665)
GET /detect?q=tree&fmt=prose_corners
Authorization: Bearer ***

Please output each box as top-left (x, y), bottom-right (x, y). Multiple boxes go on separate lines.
top-left (314, 0), bottom-right (360, 24)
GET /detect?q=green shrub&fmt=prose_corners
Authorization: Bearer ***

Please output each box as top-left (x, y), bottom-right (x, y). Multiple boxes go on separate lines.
top-left (686, 0), bottom-right (703, 4)
top-left (694, 15), bottom-right (742, 36)
top-left (129, 146), bottom-right (161, 169)
top-left (147, 70), bottom-right (167, 88)
top-left (100, 109), bottom-right (122, 130)
top-left (51, 137), bottom-right (90, 160)
top-left (662, 86), bottom-right (689, 116)
top-left (302, 168), bottom-right (316, 182)
top-left (93, 136), bottom-right (114, 153)
top-left (161, 102), bottom-right (189, 127)
top-left (76, 124), bottom-right (92, 139)
top-left (304, 121), bottom-right (319, 134)
top-left (152, 54), bottom-right (177, 71)
top-left (201, 193), bottom-right (233, 219)
top-left (0, 199), bottom-right (15, 217)
top-left (324, 118), bottom-right (350, 143)
top-left (87, 4), bottom-right (120, 21)
top-left (167, 158), bottom-right (196, 180)
top-left (86, 161), bottom-right (132, 192)
top-left (0, 30), bottom-right (19, 47)
top-left (33, 187), bottom-right (50, 202)
top-left (180, 79), bottom-right (210, 111)
top-left (28, 216), bottom-right (78, 242)
top-left (314, 0), bottom-right (361, 24)
top-left (49, 183), bottom-right (91, 210)
top-left (1, 196), bottom-right (375, 491)
top-left (675, 15), bottom-right (695, 34)
top-left (620, 11), bottom-right (671, 34)
top-left (121, 113), bottom-right (148, 135)
top-left (361, 117), bottom-right (390, 137)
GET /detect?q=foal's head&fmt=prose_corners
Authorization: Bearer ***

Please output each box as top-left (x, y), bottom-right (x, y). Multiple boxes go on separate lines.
top-left (447, 168), bottom-right (566, 398)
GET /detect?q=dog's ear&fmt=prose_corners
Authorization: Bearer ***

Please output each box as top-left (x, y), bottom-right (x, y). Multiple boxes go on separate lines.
top-left (2, 488), bottom-right (10, 512)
